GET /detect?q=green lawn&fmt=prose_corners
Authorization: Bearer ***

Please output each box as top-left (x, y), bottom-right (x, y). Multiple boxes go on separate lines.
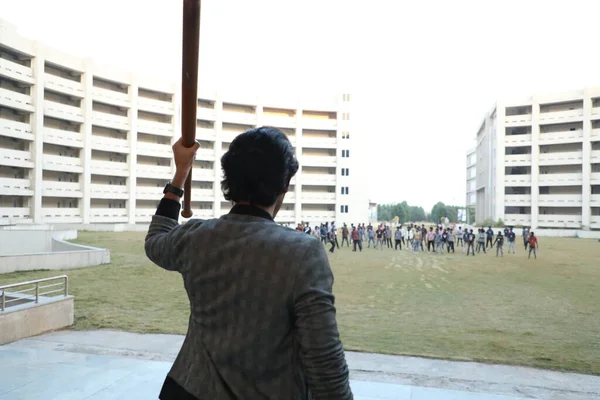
top-left (2, 232), bottom-right (600, 375)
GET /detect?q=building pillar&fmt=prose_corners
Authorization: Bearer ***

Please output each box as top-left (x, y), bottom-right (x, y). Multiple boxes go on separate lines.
top-left (30, 46), bottom-right (44, 224)
top-left (295, 108), bottom-right (302, 225)
top-left (494, 105), bottom-right (506, 221)
top-left (255, 101), bottom-right (263, 128)
top-left (80, 59), bottom-right (93, 225)
top-left (530, 98), bottom-right (540, 230)
top-left (127, 78), bottom-right (139, 225)
top-left (582, 90), bottom-right (592, 230)
top-left (213, 95), bottom-right (223, 217)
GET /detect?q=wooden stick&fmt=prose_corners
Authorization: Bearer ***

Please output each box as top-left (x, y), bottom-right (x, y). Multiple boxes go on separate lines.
top-left (181, 0), bottom-right (201, 218)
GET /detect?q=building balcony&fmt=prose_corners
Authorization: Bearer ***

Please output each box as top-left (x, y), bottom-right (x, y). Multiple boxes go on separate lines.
top-left (505, 174), bottom-right (532, 186)
top-left (591, 172), bottom-right (600, 185)
top-left (592, 128), bottom-right (600, 140)
top-left (42, 155), bottom-right (83, 173)
top-left (302, 155), bottom-right (337, 167)
top-left (90, 136), bottom-right (129, 154)
top-left (301, 118), bottom-right (337, 130)
top-left (538, 173), bottom-right (583, 186)
top-left (538, 194), bottom-right (582, 207)
top-left (44, 75), bottom-right (84, 98)
top-left (92, 111), bottom-right (128, 131)
top-left (221, 131), bottom-right (240, 143)
top-left (136, 186), bottom-right (167, 200)
top-left (91, 87), bottom-right (130, 108)
top-left (539, 109), bottom-right (584, 122)
top-left (42, 181), bottom-right (83, 198)
top-left (538, 151), bottom-right (583, 166)
top-left (0, 119), bottom-right (33, 141)
top-left (137, 119), bottom-right (173, 137)
top-left (44, 128), bottom-right (84, 148)
top-left (301, 210), bottom-right (336, 221)
top-left (44, 100), bottom-right (84, 123)
top-left (504, 114), bottom-right (532, 125)
top-left (261, 115), bottom-right (296, 128)
top-left (591, 215), bottom-right (600, 229)
top-left (136, 142), bottom-right (171, 158)
top-left (504, 153), bottom-right (532, 166)
top-left (137, 165), bottom-right (172, 179)
top-left (193, 209), bottom-right (216, 219)
top-left (191, 168), bottom-right (215, 181)
top-left (89, 208), bottom-right (129, 223)
top-left (504, 194), bottom-right (531, 206)
top-left (137, 97), bottom-right (174, 115)
top-left (41, 207), bottom-right (83, 223)
top-left (283, 193), bottom-right (296, 203)
top-left (90, 159), bottom-right (129, 177)
top-left (0, 58), bottom-right (34, 85)
top-left (0, 149), bottom-right (34, 168)
top-left (503, 214), bottom-right (531, 226)
top-left (301, 192), bottom-right (336, 204)
top-left (195, 148), bottom-right (216, 161)
top-left (276, 210), bottom-right (296, 220)
top-left (301, 137), bottom-right (337, 149)
top-left (0, 207), bottom-right (31, 222)
top-left (197, 128), bottom-right (216, 140)
top-left (591, 150), bottom-right (600, 163)
top-left (135, 209), bottom-right (156, 223)
top-left (301, 174), bottom-right (336, 186)
top-left (592, 107), bottom-right (600, 119)
top-left (538, 214), bottom-right (582, 229)
top-left (539, 130), bottom-right (583, 144)
top-left (0, 178), bottom-right (33, 196)
top-left (222, 111), bottom-right (257, 125)
top-left (90, 184), bottom-right (129, 200)
top-left (505, 134), bottom-right (532, 146)
top-left (197, 107), bottom-right (216, 120)
top-left (0, 88), bottom-right (34, 113)
top-left (589, 194), bottom-right (600, 207)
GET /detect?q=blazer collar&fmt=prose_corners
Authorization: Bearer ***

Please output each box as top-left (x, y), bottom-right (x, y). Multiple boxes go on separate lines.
top-left (229, 204), bottom-right (274, 221)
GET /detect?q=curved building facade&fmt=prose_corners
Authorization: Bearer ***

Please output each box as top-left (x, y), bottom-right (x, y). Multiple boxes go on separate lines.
top-left (0, 19), bottom-right (368, 227)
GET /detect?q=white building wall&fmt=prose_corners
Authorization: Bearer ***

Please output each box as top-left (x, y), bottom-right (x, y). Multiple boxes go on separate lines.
top-left (0, 20), bottom-right (369, 227)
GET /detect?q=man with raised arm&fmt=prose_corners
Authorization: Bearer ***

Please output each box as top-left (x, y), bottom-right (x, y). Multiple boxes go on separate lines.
top-left (146, 127), bottom-right (353, 400)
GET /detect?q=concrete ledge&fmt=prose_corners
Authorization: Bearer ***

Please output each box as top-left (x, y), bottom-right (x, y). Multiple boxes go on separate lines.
top-left (0, 249), bottom-right (110, 274)
top-left (0, 296), bottom-right (74, 345)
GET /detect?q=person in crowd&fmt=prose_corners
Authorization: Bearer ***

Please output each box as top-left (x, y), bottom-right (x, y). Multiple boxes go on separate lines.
top-left (528, 231), bottom-right (538, 259)
top-left (493, 230), bottom-right (504, 257)
top-left (446, 228), bottom-right (455, 253)
top-left (434, 228), bottom-right (443, 254)
top-left (457, 226), bottom-right (464, 248)
top-left (367, 225), bottom-right (376, 248)
top-left (330, 222), bottom-right (340, 251)
top-left (412, 227), bottom-right (421, 254)
top-left (485, 226), bottom-right (494, 249)
top-left (420, 224), bottom-right (426, 251)
top-left (341, 223), bottom-right (350, 247)
top-left (385, 226), bottom-right (392, 248)
top-left (522, 226), bottom-right (529, 250)
top-left (427, 227), bottom-right (436, 252)
top-left (407, 226), bottom-right (414, 249)
top-left (400, 225), bottom-right (406, 247)
top-left (466, 229), bottom-right (476, 256)
top-left (395, 226), bottom-right (403, 250)
top-left (295, 223), bottom-right (303, 232)
top-left (507, 227), bottom-right (516, 254)
top-left (503, 226), bottom-right (509, 238)
top-left (441, 229), bottom-right (448, 252)
top-left (320, 224), bottom-right (328, 244)
top-left (303, 222), bottom-right (311, 235)
top-left (376, 226), bottom-right (384, 249)
top-left (477, 228), bottom-right (486, 254)
top-left (313, 225), bottom-right (320, 240)
top-left (358, 224), bottom-right (365, 251)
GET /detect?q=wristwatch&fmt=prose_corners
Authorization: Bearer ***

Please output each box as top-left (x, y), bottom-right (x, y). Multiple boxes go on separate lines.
top-left (163, 182), bottom-right (184, 197)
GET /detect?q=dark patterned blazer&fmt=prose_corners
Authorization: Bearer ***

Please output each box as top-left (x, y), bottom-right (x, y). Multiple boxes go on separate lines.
top-left (145, 199), bottom-right (353, 400)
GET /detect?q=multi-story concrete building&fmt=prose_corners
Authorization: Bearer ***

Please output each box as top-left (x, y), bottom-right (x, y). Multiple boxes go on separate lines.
top-left (470, 87), bottom-right (600, 235)
top-left (466, 147), bottom-right (476, 208)
top-left (0, 19), bottom-right (368, 228)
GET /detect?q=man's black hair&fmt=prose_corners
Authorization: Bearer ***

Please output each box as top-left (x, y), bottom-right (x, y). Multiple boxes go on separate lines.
top-left (221, 126), bottom-right (299, 207)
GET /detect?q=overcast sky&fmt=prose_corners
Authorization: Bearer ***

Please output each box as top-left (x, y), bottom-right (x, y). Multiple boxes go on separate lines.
top-left (2, 0), bottom-right (600, 210)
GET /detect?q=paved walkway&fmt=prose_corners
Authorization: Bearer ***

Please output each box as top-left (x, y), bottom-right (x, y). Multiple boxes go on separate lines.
top-left (1, 330), bottom-right (599, 400)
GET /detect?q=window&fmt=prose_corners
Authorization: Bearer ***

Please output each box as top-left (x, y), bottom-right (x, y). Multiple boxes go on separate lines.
top-left (343, 94), bottom-right (351, 102)
top-left (345, 168), bottom-right (350, 176)
top-left (340, 205), bottom-right (349, 213)
top-left (341, 150), bottom-right (350, 158)
top-left (341, 168), bottom-right (349, 176)
top-left (346, 187), bottom-right (349, 195)
top-left (344, 205), bottom-right (349, 213)
top-left (342, 131), bottom-right (350, 139)
top-left (340, 205), bottom-right (344, 213)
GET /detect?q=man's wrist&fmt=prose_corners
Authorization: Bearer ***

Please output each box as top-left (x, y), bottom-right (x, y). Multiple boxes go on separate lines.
top-left (171, 169), bottom-right (190, 188)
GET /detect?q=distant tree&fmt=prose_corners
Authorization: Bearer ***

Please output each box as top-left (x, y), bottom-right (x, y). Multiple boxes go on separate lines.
top-left (430, 202), bottom-right (448, 224)
top-left (409, 206), bottom-right (426, 222)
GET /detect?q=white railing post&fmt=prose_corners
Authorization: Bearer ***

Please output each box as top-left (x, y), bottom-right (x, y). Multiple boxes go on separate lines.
top-left (35, 283), bottom-right (39, 303)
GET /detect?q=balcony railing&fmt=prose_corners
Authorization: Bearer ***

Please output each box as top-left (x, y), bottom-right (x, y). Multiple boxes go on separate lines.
top-left (92, 111), bottom-right (128, 130)
top-left (0, 58), bottom-right (34, 85)
top-left (504, 194), bottom-right (531, 205)
top-left (137, 97), bottom-right (174, 115)
top-left (222, 111), bottom-right (257, 125)
top-left (195, 148), bottom-right (216, 161)
top-left (538, 151), bottom-right (583, 165)
top-left (136, 187), bottom-right (214, 201)
top-left (44, 128), bottom-right (84, 148)
top-left (591, 172), bottom-right (600, 185)
top-left (503, 214), bottom-right (531, 226)
top-left (261, 115), bottom-right (296, 128)
top-left (0, 178), bottom-right (33, 196)
top-left (538, 194), bottom-right (582, 207)
top-left (302, 138), bottom-right (337, 148)
top-left (276, 210), bottom-right (296, 219)
top-left (591, 215), bottom-right (600, 228)
top-left (89, 208), bottom-right (129, 223)
top-left (197, 107), bottom-right (216, 120)
top-left (592, 128), bottom-right (600, 139)
top-left (42, 155), bottom-right (83, 173)
top-left (505, 134), bottom-right (532, 146)
top-left (539, 109), bottom-right (584, 122)
top-left (589, 194), bottom-right (600, 207)
top-left (41, 208), bottom-right (83, 223)
top-left (42, 181), bottom-right (83, 198)
top-left (504, 154), bottom-right (532, 165)
top-left (591, 150), bottom-right (600, 163)
top-left (300, 174), bottom-right (336, 186)
top-left (300, 210), bottom-right (336, 221)
top-left (137, 119), bottom-right (173, 137)
top-left (221, 131), bottom-right (240, 143)
top-left (91, 136), bottom-right (129, 153)
top-left (90, 159), bottom-right (129, 177)
top-left (505, 174), bottom-right (532, 186)
top-left (91, 87), bottom-right (130, 108)
top-left (505, 114), bottom-right (532, 125)
top-left (0, 119), bottom-right (33, 141)
top-left (191, 168), bottom-right (215, 181)
top-left (0, 207), bottom-right (31, 221)
top-left (44, 75), bottom-right (84, 98)
top-left (0, 149), bottom-right (34, 168)
top-left (538, 173), bottom-right (583, 186)
top-left (283, 193), bottom-right (296, 203)
top-left (301, 118), bottom-right (337, 130)
top-left (137, 164), bottom-right (172, 179)
top-left (90, 184), bottom-right (129, 199)
top-left (136, 142), bottom-right (172, 158)
top-left (197, 127), bottom-right (216, 139)
top-left (135, 209), bottom-right (156, 222)
top-left (0, 88), bottom-right (34, 112)
top-left (44, 100), bottom-right (84, 123)
top-left (302, 192), bottom-right (336, 203)
top-left (302, 155), bottom-right (337, 167)
top-left (539, 130), bottom-right (583, 144)
top-left (592, 107), bottom-right (600, 118)
top-left (538, 214), bottom-right (582, 228)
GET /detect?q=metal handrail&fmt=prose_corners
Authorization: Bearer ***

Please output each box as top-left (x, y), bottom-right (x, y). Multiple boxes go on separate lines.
top-left (0, 275), bottom-right (68, 312)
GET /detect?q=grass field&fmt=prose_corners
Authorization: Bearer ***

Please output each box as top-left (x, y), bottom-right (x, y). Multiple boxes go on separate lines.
top-left (2, 232), bottom-right (600, 375)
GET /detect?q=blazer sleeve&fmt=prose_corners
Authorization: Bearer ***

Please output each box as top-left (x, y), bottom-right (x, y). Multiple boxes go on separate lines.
top-left (292, 239), bottom-right (353, 400)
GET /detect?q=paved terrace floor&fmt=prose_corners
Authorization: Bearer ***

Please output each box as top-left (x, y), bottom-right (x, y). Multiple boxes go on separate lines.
top-left (1, 330), bottom-right (599, 400)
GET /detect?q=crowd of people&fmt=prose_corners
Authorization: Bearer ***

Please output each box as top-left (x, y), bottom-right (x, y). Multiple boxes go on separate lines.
top-left (294, 222), bottom-right (540, 259)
